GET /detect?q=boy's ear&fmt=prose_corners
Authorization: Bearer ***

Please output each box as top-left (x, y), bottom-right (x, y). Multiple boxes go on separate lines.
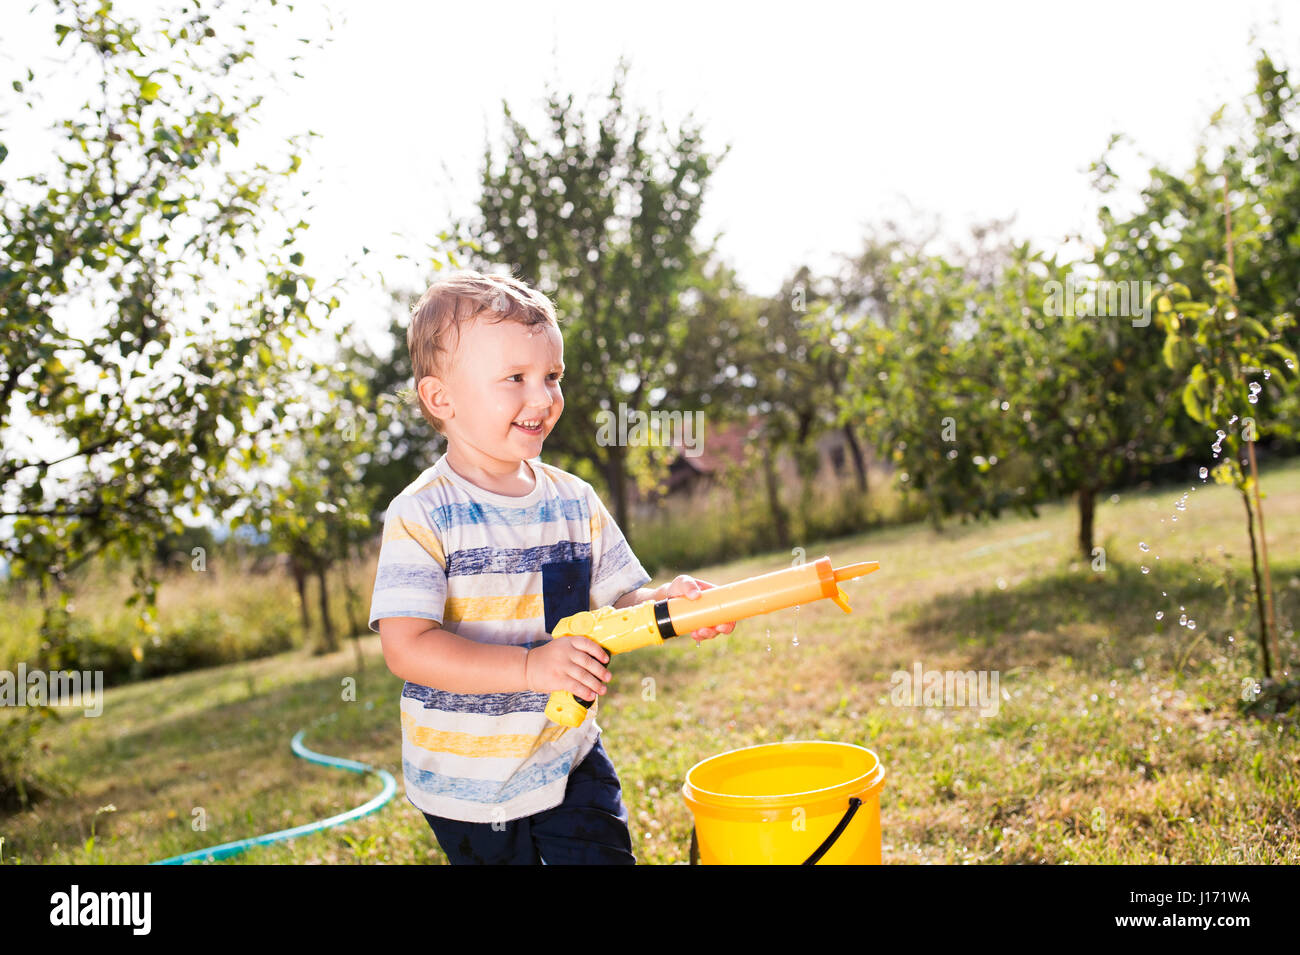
top-left (417, 375), bottom-right (452, 420)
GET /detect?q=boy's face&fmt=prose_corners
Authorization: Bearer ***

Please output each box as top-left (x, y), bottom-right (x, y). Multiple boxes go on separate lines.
top-left (421, 314), bottom-right (565, 467)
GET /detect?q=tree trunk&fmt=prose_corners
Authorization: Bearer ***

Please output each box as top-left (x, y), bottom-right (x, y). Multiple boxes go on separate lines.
top-left (316, 565), bottom-right (336, 654)
top-left (842, 423), bottom-right (868, 493)
top-left (291, 558), bottom-right (311, 642)
top-left (342, 551), bottom-right (366, 674)
top-left (1241, 486), bottom-right (1273, 680)
top-left (1077, 486), bottom-right (1096, 561)
top-left (605, 447), bottom-right (631, 549)
top-left (762, 440), bottom-right (791, 550)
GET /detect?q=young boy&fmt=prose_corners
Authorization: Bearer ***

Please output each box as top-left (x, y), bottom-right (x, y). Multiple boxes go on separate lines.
top-left (367, 269), bottom-right (736, 865)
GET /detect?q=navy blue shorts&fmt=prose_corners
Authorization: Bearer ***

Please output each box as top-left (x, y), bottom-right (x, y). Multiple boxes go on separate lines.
top-left (422, 736), bottom-right (635, 865)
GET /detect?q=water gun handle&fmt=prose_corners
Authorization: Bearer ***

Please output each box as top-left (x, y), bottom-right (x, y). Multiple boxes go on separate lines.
top-left (543, 601), bottom-right (668, 728)
top-left (542, 557), bottom-right (879, 728)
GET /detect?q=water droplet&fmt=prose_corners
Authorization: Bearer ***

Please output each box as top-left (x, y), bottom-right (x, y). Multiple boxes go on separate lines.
top-left (1186, 619), bottom-right (1196, 630)
top-left (1228, 415), bottom-right (1238, 425)
top-left (1264, 369), bottom-right (1271, 380)
top-left (1248, 394), bottom-right (1258, 404)
top-left (1199, 467), bottom-right (1208, 480)
top-left (947, 449), bottom-right (958, 459)
top-left (1155, 611), bottom-right (1164, 620)
top-left (1139, 542), bottom-right (1150, 552)
top-left (1141, 566), bottom-right (1150, 574)
top-left (1287, 359), bottom-right (1296, 370)
top-left (1249, 381), bottom-right (1262, 394)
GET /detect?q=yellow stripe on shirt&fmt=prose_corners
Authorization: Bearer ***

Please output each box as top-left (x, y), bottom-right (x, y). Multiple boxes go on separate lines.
top-left (402, 710), bottom-right (572, 758)
top-left (384, 510), bottom-right (447, 569)
top-left (442, 593), bottom-right (545, 625)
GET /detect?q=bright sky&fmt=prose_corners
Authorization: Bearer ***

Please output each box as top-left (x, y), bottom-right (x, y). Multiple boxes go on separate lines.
top-left (5, 0), bottom-right (1299, 336)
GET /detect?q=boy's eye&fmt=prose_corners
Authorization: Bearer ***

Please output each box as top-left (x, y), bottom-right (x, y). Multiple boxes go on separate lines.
top-left (507, 373), bottom-right (564, 382)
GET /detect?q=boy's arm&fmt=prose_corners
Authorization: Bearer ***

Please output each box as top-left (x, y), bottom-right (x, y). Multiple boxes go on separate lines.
top-left (378, 616), bottom-right (613, 700)
top-left (612, 584), bottom-right (665, 609)
top-left (378, 617), bottom-right (529, 694)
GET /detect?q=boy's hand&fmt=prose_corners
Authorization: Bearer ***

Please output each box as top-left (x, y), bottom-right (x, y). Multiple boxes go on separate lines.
top-left (660, 575), bottom-right (738, 644)
top-left (524, 635), bottom-right (612, 702)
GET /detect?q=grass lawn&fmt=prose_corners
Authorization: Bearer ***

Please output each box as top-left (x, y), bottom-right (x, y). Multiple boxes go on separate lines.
top-left (2, 458), bottom-right (1297, 864)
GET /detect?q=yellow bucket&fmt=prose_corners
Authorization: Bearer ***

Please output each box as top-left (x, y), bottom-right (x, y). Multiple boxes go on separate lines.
top-left (682, 741), bottom-right (885, 865)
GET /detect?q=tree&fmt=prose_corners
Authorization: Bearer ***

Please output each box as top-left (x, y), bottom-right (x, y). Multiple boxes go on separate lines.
top-left (990, 244), bottom-right (1187, 560)
top-left (0, 0), bottom-right (338, 809)
top-left (843, 246), bottom-right (1022, 529)
top-left (243, 361), bottom-right (380, 660)
top-left (1159, 261), bottom-right (1296, 679)
top-left (1091, 49), bottom-right (1300, 439)
top-left (1, 0), bottom-right (341, 630)
top-left (341, 306), bottom-right (441, 518)
top-left (455, 58), bottom-right (729, 536)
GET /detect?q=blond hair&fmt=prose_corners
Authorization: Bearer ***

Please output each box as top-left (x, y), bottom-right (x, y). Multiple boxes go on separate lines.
top-left (403, 269), bottom-right (559, 434)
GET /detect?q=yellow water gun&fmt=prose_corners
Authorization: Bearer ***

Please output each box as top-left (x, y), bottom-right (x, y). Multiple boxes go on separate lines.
top-left (544, 556), bottom-right (880, 727)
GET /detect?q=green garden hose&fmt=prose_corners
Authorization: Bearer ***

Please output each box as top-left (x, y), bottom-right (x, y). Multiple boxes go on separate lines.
top-left (151, 717), bottom-right (397, 865)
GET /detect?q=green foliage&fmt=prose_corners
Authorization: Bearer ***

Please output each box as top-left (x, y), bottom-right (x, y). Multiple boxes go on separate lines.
top-left (1157, 269), bottom-right (1297, 443)
top-left (1, 0), bottom-right (341, 625)
top-left (241, 361), bottom-right (382, 653)
top-left (0, 705), bottom-right (66, 813)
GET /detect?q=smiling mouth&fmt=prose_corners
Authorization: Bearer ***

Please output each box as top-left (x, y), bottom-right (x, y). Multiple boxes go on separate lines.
top-left (513, 420), bottom-right (545, 434)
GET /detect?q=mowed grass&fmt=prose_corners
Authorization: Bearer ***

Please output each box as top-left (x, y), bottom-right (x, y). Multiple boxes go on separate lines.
top-left (2, 459), bottom-right (1297, 864)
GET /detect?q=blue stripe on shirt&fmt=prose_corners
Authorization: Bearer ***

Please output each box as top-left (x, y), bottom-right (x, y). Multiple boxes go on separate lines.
top-left (445, 541), bottom-right (591, 577)
top-left (373, 562), bottom-right (445, 591)
top-left (430, 496), bottom-right (589, 531)
top-left (403, 749), bottom-right (579, 804)
top-left (403, 681), bottom-right (551, 715)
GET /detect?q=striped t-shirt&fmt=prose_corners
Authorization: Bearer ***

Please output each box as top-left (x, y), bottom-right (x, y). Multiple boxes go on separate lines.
top-left (367, 453), bottom-right (652, 823)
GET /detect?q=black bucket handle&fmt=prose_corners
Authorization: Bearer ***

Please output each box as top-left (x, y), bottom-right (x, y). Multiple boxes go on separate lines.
top-left (801, 796), bottom-right (863, 865)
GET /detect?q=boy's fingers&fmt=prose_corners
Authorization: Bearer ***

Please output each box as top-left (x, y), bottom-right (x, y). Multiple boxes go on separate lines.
top-left (571, 669), bottom-right (604, 699)
top-left (576, 636), bottom-right (609, 664)
top-left (573, 650), bottom-right (612, 683)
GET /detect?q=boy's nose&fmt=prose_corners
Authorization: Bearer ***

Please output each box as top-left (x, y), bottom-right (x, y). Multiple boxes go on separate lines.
top-left (526, 390), bottom-right (557, 415)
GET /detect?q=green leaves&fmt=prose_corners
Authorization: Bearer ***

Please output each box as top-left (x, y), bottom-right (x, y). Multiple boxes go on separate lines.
top-left (1180, 365), bottom-right (1213, 424)
top-left (0, 0), bottom-right (340, 606)
top-left (1162, 333), bottom-right (1193, 371)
